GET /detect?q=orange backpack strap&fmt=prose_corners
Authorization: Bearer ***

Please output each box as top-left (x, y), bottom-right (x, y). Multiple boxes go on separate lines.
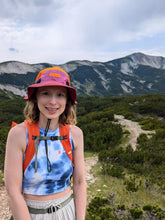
top-left (23, 120), bottom-right (40, 172)
top-left (60, 124), bottom-right (74, 167)
top-left (11, 121), bottom-right (18, 128)
top-left (11, 121), bottom-right (74, 171)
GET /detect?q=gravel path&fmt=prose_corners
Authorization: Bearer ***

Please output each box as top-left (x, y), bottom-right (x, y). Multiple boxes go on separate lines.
top-left (115, 114), bottom-right (153, 150)
top-left (84, 156), bottom-right (98, 185)
top-left (0, 185), bottom-right (11, 220)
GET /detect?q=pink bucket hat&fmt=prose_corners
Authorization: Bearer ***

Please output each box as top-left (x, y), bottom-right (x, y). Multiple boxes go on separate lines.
top-left (24, 67), bottom-right (77, 104)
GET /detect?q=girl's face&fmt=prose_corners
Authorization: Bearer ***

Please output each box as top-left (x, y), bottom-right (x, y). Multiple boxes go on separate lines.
top-left (36, 86), bottom-right (67, 123)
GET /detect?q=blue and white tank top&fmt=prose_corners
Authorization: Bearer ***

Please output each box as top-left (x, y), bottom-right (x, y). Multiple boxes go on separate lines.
top-left (22, 126), bottom-right (74, 195)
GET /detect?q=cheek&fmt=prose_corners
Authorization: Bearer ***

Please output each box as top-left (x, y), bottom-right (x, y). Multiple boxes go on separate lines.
top-left (61, 100), bottom-right (67, 111)
top-left (64, 99), bottom-right (67, 107)
top-left (62, 101), bottom-right (66, 109)
top-left (61, 96), bottom-right (67, 105)
top-left (37, 96), bottom-right (47, 104)
top-left (37, 98), bottom-right (46, 110)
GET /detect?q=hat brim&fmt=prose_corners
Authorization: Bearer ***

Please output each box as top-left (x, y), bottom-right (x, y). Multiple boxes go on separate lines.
top-left (24, 81), bottom-right (77, 104)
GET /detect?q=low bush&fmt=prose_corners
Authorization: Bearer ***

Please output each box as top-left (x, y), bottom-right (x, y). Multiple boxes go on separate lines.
top-left (129, 207), bottom-right (143, 219)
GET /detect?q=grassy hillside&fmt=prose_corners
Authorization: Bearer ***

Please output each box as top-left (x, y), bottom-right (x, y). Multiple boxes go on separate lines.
top-left (76, 95), bottom-right (165, 219)
top-left (0, 91), bottom-right (165, 219)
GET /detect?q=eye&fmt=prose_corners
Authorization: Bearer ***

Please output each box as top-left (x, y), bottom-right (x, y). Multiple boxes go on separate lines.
top-left (57, 92), bottom-right (65, 97)
top-left (42, 92), bottom-right (49, 96)
top-left (39, 91), bottom-right (49, 96)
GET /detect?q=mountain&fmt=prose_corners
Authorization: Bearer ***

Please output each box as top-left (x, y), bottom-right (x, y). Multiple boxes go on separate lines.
top-left (1, 52), bottom-right (165, 97)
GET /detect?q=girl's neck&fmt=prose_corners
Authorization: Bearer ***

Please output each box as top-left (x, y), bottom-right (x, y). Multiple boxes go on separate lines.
top-left (39, 117), bottom-right (59, 131)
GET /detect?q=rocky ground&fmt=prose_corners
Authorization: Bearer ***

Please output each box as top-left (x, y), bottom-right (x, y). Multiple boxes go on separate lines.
top-left (0, 185), bottom-right (11, 220)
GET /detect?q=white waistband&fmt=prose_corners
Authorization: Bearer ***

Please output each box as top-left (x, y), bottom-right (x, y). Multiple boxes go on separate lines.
top-left (24, 191), bottom-right (72, 209)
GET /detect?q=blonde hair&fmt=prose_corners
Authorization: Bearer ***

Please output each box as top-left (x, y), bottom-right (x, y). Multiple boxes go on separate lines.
top-left (24, 89), bottom-right (77, 125)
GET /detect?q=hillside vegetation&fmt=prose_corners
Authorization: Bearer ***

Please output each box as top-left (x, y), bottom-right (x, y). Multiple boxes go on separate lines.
top-left (0, 91), bottom-right (165, 219)
top-left (77, 95), bottom-right (165, 219)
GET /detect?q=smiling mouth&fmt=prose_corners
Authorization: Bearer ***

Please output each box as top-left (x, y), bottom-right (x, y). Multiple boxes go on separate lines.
top-left (46, 107), bottom-right (59, 113)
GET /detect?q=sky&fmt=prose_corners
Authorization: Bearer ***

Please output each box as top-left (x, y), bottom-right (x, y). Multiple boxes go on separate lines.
top-left (1, 0), bottom-right (165, 65)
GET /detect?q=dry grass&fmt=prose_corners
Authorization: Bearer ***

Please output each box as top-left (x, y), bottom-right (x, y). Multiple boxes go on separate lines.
top-left (87, 160), bottom-right (165, 209)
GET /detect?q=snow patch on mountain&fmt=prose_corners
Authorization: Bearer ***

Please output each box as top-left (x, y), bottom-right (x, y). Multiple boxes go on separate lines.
top-left (147, 83), bottom-right (153, 89)
top-left (61, 60), bottom-right (96, 73)
top-left (120, 63), bottom-right (133, 75)
top-left (0, 61), bottom-right (43, 74)
top-left (94, 68), bottom-right (110, 90)
top-left (121, 84), bottom-right (132, 93)
top-left (105, 68), bottom-right (112, 74)
top-left (72, 80), bottom-right (82, 90)
top-left (75, 60), bottom-right (93, 66)
top-left (60, 63), bottom-right (77, 73)
top-left (94, 68), bottom-right (106, 81)
top-left (122, 80), bottom-right (135, 89)
top-left (139, 80), bottom-right (145, 84)
top-left (130, 53), bottom-right (165, 69)
top-left (0, 84), bottom-right (26, 96)
top-left (102, 81), bottom-right (110, 90)
top-left (105, 61), bottom-right (115, 66)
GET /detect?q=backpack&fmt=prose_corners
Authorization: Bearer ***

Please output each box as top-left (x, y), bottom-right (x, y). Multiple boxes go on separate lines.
top-left (11, 120), bottom-right (74, 172)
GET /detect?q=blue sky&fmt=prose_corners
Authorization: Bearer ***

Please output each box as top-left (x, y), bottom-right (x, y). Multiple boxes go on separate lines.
top-left (1, 0), bottom-right (165, 64)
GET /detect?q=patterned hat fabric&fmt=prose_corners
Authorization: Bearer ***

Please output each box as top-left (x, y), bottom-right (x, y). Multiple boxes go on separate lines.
top-left (24, 67), bottom-right (77, 104)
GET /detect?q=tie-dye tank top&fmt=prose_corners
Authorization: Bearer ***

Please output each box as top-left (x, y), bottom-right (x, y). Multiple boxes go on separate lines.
top-left (22, 126), bottom-right (74, 195)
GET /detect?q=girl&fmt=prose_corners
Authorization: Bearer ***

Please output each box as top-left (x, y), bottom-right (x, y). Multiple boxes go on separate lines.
top-left (4, 67), bottom-right (86, 220)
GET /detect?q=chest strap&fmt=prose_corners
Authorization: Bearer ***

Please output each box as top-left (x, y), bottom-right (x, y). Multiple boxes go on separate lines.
top-left (33, 135), bottom-right (67, 172)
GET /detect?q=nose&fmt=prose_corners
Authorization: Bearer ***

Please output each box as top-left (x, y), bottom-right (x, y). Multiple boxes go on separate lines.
top-left (49, 95), bottom-right (57, 104)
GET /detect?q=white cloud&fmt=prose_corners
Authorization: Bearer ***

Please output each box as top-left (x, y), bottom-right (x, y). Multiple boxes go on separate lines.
top-left (0, 0), bottom-right (165, 64)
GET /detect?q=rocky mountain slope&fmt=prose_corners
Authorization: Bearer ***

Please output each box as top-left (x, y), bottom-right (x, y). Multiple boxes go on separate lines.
top-left (1, 52), bottom-right (165, 97)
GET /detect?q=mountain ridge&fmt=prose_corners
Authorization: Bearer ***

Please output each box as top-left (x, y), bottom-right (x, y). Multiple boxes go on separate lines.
top-left (1, 52), bottom-right (165, 97)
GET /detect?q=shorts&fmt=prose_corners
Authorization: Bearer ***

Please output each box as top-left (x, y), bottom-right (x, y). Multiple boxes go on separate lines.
top-left (24, 191), bottom-right (76, 220)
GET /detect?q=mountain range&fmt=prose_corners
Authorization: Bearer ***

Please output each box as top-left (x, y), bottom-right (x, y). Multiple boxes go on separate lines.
top-left (0, 52), bottom-right (165, 97)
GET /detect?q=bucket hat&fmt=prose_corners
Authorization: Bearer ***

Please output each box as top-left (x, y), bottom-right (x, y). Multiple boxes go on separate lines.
top-left (24, 67), bottom-right (77, 104)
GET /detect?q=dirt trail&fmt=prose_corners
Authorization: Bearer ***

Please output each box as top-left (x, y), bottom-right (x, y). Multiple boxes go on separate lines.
top-left (0, 185), bottom-right (11, 220)
top-left (84, 156), bottom-right (98, 185)
top-left (115, 114), bottom-right (153, 150)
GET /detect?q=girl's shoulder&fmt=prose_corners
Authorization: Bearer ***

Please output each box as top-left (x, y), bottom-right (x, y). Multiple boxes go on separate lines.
top-left (70, 125), bottom-right (83, 137)
top-left (70, 125), bottom-right (83, 149)
top-left (10, 121), bottom-right (26, 135)
top-left (7, 122), bottom-right (27, 150)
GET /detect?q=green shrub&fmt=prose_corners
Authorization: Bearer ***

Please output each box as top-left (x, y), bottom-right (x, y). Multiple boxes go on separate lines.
top-left (117, 204), bottom-right (125, 210)
top-left (0, 170), bottom-right (4, 185)
top-left (124, 176), bottom-right (139, 192)
top-left (87, 196), bottom-right (115, 220)
top-left (143, 204), bottom-right (165, 219)
top-left (102, 163), bottom-right (125, 178)
top-left (129, 207), bottom-right (143, 219)
top-left (98, 206), bottom-right (115, 219)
